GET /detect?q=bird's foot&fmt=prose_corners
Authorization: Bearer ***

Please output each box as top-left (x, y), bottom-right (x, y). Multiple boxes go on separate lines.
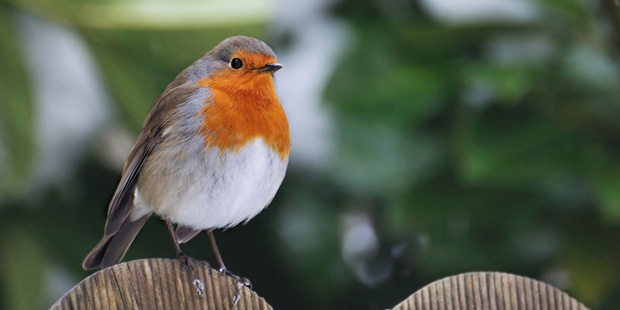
top-left (177, 253), bottom-right (204, 296)
top-left (177, 252), bottom-right (198, 270)
top-left (219, 267), bottom-right (251, 305)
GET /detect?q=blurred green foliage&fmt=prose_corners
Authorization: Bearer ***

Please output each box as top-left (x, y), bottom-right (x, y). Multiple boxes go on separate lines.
top-left (324, 0), bottom-right (620, 307)
top-left (1, 0), bottom-right (620, 309)
top-left (0, 4), bottom-right (34, 198)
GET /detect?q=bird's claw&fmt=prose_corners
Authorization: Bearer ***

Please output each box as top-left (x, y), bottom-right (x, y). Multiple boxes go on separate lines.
top-left (178, 253), bottom-right (197, 270)
top-left (219, 267), bottom-right (251, 305)
top-left (177, 254), bottom-right (204, 296)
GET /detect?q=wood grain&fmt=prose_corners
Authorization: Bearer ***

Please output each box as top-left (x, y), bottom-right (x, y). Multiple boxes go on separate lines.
top-left (50, 258), bottom-right (272, 310)
top-left (51, 263), bottom-right (591, 309)
top-left (392, 272), bottom-right (589, 310)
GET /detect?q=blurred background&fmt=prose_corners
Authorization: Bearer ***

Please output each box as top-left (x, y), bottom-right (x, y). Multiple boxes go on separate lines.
top-left (1, 0), bottom-right (620, 309)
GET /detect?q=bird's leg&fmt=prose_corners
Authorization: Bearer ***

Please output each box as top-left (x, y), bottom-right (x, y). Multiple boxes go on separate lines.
top-left (207, 230), bottom-right (251, 305)
top-left (166, 219), bottom-right (197, 270)
top-left (208, 230), bottom-right (250, 286)
top-left (167, 219), bottom-right (204, 296)
top-left (207, 229), bottom-right (227, 271)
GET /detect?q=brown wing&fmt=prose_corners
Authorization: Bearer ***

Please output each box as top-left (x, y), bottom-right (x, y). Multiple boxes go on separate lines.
top-left (103, 71), bottom-right (195, 235)
top-left (102, 127), bottom-right (161, 235)
top-left (83, 71), bottom-right (197, 269)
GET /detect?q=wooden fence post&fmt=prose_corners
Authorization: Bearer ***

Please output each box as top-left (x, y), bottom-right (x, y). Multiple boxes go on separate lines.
top-left (51, 258), bottom-right (272, 310)
top-left (51, 262), bottom-right (590, 310)
top-left (392, 272), bottom-right (589, 310)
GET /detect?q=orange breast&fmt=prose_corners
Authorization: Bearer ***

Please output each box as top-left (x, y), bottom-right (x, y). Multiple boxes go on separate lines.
top-left (196, 66), bottom-right (290, 160)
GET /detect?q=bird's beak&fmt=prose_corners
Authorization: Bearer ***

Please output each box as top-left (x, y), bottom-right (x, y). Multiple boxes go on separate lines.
top-left (258, 63), bottom-right (283, 73)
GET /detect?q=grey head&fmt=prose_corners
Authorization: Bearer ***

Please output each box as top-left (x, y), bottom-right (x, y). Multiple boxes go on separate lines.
top-left (185, 36), bottom-right (281, 82)
top-left (207, 36), bottom-right (277, 62)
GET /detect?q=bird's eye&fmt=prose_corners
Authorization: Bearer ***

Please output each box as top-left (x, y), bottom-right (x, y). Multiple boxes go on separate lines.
top-left (230, 58), bottom-right (243, 69)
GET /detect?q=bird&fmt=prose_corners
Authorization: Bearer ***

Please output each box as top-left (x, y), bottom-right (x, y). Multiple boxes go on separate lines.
top-left (82, 36), bottom-right (290, 279)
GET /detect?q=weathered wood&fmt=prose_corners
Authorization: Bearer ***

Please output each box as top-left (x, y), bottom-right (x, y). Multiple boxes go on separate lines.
top-left (50, 258), bottom-right (272, 310)
top-left (52, 263), bottom-right (591, 309)
top-left (392, 272), bottom-right (589, 310)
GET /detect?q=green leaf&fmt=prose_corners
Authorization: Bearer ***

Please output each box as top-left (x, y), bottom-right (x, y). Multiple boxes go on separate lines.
top-left (455, 107), bottom-right (587, 189)
top-left (586, 146), bottom-right (620, 222)
top-left (0, 6), bottom-right (35, 198)
top-left (0, 225), bottom-right (46, 310)
top-left (330, 116), bottom-right (442, 194)
top-left (461, 63), bottom-right (534, 107)
top-left (325, 30), bottom-right (448, 128)
top-left (9, 0), bottom-right (276, 29)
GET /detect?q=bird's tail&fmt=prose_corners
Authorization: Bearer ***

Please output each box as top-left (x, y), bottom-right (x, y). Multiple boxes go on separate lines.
top-left (82, 215), bottom-right (150, 270)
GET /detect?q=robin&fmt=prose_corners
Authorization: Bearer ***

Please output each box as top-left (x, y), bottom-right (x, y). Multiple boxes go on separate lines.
top-left (82, 36), bottom-right (290, 281)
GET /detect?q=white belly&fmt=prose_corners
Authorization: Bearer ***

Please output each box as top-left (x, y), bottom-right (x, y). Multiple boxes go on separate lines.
top-left (133, 137), bottom-right (288, 229)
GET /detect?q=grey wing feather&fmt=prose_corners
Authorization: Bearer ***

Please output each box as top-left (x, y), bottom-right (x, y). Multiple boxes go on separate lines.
top-left (83, 66), bottom-right (201, 270)
top-left (82, 214), bottom-right (150, 269)
top-left (175, 225), bottom-right (203, 244)
top-left (103, 73), bottom-right (196, 236)
top-left (103, 129), bottom-right (161, 236)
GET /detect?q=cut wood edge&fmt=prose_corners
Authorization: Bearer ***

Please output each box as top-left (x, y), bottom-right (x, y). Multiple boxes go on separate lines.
top-left (392, 271), bottom-right (589, 310)
top-left (50, 258), bottom-right (272, 310)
